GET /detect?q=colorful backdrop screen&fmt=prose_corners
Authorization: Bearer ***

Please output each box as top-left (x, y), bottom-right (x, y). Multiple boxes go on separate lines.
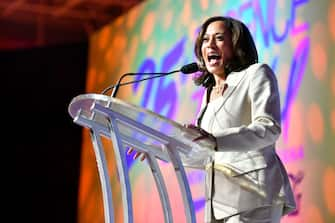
top-left (79, 0), bottom-right (335, 222)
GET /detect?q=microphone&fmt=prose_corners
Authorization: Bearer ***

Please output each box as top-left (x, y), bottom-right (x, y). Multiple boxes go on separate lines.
top-left (180, 62), bottom-right (199, 74)
top-left (101, 62), bottom-right (199, 97)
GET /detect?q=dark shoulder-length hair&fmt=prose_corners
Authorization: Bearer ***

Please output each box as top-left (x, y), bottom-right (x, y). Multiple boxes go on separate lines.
top-left (193, 16), bottom-right (258, 87)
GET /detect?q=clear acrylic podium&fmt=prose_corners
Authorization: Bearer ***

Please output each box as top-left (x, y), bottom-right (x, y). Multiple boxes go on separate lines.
top-left (68, 93), bottom-right (216, 223)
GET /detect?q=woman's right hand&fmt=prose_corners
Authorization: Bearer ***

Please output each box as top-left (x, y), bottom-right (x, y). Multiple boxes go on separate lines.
top-left (184, 123), bottom-right (217, 149)
top-left (127, 147), bottom-right (146, 161)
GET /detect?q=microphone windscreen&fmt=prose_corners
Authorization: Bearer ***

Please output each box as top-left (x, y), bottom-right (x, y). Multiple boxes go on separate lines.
top-left (180, 62), bottom-right (199, 74)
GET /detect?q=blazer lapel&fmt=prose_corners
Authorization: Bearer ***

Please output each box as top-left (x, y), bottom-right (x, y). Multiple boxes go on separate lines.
top-left (214, 69), bottom-right (247, 110)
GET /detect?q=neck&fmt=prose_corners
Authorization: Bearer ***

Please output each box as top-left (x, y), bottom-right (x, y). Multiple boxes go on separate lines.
top-left (213, 74), bottom-right (226, 87)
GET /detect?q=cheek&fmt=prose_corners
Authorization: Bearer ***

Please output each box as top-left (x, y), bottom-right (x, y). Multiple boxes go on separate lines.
top-left (223, 46), bottom-right (234, 59)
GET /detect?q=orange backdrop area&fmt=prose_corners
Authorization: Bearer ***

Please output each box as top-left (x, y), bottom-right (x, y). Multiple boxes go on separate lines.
top-left (77, 0), bottom-right (335, 222)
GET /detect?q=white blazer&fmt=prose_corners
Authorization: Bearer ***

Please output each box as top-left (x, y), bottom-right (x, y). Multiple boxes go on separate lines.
top-left (195, 63), bottom-right (296, 220)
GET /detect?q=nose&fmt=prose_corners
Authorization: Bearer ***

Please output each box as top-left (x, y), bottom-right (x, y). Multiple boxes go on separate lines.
top-left (207, 37), bottom-right (216, 48)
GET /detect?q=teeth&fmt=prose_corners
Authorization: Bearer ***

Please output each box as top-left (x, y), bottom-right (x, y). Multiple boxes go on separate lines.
top-left (208, 55), bottom-right (220, 60)
top-left (208, 52), bottom-right (220, 59)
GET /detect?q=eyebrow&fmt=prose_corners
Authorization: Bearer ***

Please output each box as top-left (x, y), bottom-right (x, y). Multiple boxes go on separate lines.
top-left (203, 32), bottom-right (225, 37)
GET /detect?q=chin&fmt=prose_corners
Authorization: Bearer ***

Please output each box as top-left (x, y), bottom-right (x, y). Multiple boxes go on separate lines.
top-left (207, 67), bottom-right (224, 74)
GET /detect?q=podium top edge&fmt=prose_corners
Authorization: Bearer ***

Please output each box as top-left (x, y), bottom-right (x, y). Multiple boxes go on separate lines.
top-left (67, 93), bottom-right (179, 128)
top-left (68, 93), bottom-right (115, 119)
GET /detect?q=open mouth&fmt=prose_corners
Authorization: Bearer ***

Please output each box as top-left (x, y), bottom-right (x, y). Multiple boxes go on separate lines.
top-left (207, 54), bottom-right (221, 65)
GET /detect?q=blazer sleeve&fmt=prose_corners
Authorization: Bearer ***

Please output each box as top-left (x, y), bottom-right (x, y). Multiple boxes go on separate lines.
top-left (195, 88), bottom-right (208, 127)
top-left (215, 63), bottom-right (282, 151)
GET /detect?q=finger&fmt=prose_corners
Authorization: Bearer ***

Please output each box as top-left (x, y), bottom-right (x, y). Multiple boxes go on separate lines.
top-left (185, 124), bottom-right (197, 129)
top-left (133, 152), bottom-right (141, 160)
top-left (192, 135), bottom-right (209, 142)
top-left (140, 153), bottom-right (146, 161)
top-left (127, 147), bottom-right (134, 155)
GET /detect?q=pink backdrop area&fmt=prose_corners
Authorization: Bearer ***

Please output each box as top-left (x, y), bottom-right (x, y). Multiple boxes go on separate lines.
top-left (78, 0), bottom-right (335, 222)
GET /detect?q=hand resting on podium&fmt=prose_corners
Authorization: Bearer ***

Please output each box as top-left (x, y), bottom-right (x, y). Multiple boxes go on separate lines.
top-left (183, 124), bottom-right (217, 149)
top-left (126, 123), bottom-right (217, 161)
top-left (127, 147), bottom-right (147, 161)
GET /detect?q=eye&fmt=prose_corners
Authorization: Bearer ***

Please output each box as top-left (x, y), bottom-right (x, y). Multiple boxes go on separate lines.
top-left (202, 37), bottom-right (209, 43)
top-left (216, 35), bottom-right (224, 41)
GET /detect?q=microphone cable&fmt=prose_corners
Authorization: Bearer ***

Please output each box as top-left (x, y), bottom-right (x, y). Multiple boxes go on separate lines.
top-left (100, 62), bottom-right (199, 96)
